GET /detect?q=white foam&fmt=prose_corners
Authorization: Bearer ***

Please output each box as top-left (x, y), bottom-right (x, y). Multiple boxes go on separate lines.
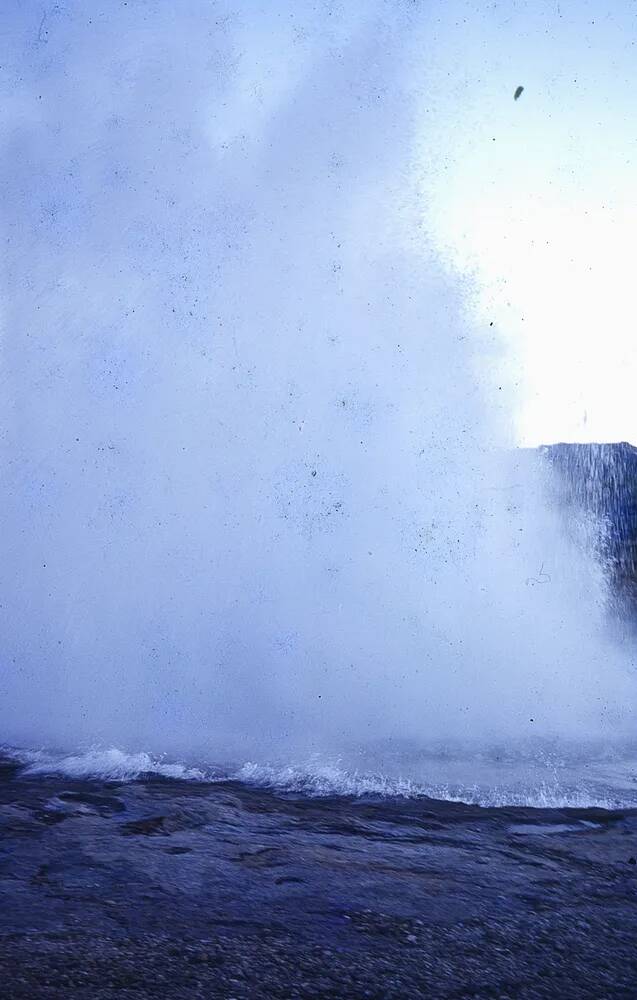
top-left (7, 747), bottom-right (207, 783)
top-left (234, 761), bottom-right (420, 799)
top-left (6, 745), bottom-right (637, 810)
top-left (234, 761), bottom-right (634, 809)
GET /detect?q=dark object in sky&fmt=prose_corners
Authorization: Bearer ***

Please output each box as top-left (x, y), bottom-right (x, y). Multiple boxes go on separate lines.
top-left (514, 85), bottom-right (524, 100)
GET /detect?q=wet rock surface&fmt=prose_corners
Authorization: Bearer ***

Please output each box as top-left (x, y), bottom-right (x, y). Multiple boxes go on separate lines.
top-left (541, 441), bottom-right (637, 620)
top-left (2, 757), bottom-right (637, 998)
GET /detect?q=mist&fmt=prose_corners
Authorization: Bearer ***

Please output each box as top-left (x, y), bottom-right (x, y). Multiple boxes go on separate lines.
top-left (1, 1), bottom-right (634, 768)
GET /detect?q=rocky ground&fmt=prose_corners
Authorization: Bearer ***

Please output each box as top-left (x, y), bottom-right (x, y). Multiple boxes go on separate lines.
top-left (2, 755), bottom-right (637, 998)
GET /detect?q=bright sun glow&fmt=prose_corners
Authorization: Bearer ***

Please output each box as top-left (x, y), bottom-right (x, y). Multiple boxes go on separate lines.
top-left (421, 1), bottom-right (637, 447)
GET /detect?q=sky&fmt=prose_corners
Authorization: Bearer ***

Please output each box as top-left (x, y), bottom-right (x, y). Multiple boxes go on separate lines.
top-left (419, 0), bottom-right (637, 446)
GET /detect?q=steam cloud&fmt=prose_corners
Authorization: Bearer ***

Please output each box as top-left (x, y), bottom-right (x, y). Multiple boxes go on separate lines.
top-left (1, 2), bottom-right (633, 767)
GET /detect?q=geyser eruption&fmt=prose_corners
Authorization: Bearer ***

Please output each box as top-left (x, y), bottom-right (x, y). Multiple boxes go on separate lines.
top-left (1, 2), bottom-right (634, 778)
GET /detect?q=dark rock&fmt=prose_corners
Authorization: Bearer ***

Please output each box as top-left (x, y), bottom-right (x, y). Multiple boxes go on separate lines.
top-left (4, 757), bottom-right (637, 997)
top-left (539, 442), bottom-right (637, 621)
top-left (121, 815), bottom-right (168, 836)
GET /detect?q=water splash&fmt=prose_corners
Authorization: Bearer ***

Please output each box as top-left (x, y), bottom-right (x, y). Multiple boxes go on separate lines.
top-left (542, 442), bottom-right (637, 625)
top-left (6, 744), bottom-right (637, 810)
top-left (0, 2), bottom-right (634, 776)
